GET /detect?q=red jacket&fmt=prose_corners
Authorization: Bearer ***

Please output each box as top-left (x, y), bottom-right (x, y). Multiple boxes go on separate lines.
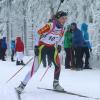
top-left (15, 37), bottom-right (24, 52)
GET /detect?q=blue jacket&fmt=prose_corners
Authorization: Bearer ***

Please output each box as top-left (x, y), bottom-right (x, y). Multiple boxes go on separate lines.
top-left (81, 23), bottom-right (91, 48)
top-left (1, 37), bottom-right (7, 49)
top-left (72, 28), bottom-right (84, 48)
top-left (11, 40), bottom-right (15, 50)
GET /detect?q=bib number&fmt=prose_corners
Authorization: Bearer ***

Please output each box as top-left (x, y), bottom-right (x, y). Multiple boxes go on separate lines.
top-left (49, 36), bottom-right (55, 41)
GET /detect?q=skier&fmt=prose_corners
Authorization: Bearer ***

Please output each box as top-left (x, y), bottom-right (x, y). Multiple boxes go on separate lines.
top-left (11, 40), bottom-right (15, 62)
top-left (81, 23), bottom-right (92, 69)
top-left (16, 11), bottom-right (67, 93)
top-left (15, 37), bottom-right (25, 65)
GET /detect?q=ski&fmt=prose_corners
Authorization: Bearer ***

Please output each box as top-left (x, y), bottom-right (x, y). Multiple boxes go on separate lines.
top-left (37, 87), bottom-right (100, 100)
top-left (15, 88), bottom-right (21, 100)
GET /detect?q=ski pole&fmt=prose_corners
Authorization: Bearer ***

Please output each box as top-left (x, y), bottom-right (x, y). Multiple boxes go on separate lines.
top-left (56, 0), bottom-right (65, 13)
top-left (6, 57), bottom-right (33, 83)
top-left (40, 65), bottom-right (50, 81)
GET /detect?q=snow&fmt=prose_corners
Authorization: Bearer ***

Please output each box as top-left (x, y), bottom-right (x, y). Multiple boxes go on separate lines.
top-left (0, 0), bottom-right (100, 99)
top-left (0, 56), bottom-right (100, 100)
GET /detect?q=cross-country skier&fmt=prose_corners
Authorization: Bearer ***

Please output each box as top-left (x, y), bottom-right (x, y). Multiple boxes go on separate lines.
top-left (16, 11), bottom-right (67, 93)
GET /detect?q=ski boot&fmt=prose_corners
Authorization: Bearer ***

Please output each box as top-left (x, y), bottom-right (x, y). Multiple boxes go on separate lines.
top-left (2, 57), bottom-right (6, 61)
top-left (11, 57), bottom-right (15, 62)
top-left (53, 80), bottom-right (64, 92)
top-left (84, 66), bottom-right (92, 69)
top-left (21, 60), bottom-right (25, 66)
top-left (16, 60), bottom-right (21, 65)
top-left (16, 82), bottom-right (26, 94)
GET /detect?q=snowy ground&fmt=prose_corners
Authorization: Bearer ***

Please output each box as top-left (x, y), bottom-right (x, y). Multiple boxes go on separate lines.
top-left (0, 56), bottom-right (100, 100)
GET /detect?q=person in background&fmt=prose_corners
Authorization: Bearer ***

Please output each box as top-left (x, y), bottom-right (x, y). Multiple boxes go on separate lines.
top-left (64, 25), bottom-right (73, 69)
top-left (15, 37), bottom-right (25, 65)
top-left (71, 23), bottom-right (84, 70)
top-left (42, 53), bottom-right (52, 68)
top-left (81, 23), bottom-right (92, 69)
top-left (1, 37), bottom-right (7, 61)
top-left (0, 38), bottom-right (2, 60)
top-left (11, 40), bottom-right (15, 62)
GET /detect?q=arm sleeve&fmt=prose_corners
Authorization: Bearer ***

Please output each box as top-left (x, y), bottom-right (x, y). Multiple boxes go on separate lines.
top-left (33, 29), bottom-right (40, 46)
top-left (37, 23), bottom-right (53, 35)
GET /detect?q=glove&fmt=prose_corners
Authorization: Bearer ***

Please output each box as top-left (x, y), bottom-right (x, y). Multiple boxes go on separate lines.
top-left (34, 46), bottom-right (39, 56)
top-left (57, 45), bottom-right (61, 53)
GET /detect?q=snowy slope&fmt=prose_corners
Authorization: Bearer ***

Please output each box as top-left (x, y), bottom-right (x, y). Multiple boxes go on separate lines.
top-left (0, 57), bottom-right (100, 100)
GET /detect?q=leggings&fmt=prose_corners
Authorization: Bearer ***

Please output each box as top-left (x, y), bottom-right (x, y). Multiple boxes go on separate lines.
top-left (22, 45), bottom-right (61, 85)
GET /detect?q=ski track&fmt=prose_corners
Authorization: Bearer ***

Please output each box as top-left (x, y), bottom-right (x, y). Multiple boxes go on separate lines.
top-left (0, 56), bottom-right (100, 100)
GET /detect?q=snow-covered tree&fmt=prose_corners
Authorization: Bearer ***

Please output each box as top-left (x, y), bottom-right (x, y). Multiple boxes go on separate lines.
top-left (0, 0), bottom-right (100, 57)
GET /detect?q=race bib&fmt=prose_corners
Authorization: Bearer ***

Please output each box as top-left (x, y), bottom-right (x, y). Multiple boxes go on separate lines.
top-left (40, 33), bottom-right (60, 44)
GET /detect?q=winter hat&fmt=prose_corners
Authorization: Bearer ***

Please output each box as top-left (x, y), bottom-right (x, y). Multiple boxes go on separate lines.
top-left (55, 11), bottom-right (67, 19)
top-left (81, 23), bottom-right (88, 32)
top-left (71, 22), bottom-right (77, 29)
top-left (16, 37), bottom-right (21, 41)
top-left (71, 22), bottom-right (77, 26)
top-left (11, 40), bottom-right (15, 43)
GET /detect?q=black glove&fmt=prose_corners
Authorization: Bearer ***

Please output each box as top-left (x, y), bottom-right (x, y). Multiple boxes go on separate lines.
top-left (57, 45), bottom-right (61, 53)
top-left (34, 46), bottom-right (39, 56)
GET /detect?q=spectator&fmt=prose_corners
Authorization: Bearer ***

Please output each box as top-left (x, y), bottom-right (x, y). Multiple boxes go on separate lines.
top-left (71, 23), bottom-right (84, 70)
top-left (15, 37), bottom-right (25, 65)
top-left (0, 38), bottom-right (2, 60)
top-left (81, 23), bottom-right (92, 69)
top-left (1, 37), bottom-right (7, 61)
top-left (11, 40), bottom-right (15, 62)
top-left (64, 25), bottom-right (73, 69)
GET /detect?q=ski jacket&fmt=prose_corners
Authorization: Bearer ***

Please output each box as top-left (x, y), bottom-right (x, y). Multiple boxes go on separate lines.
top-left (11, 40), bottom-right (15, 50)
top-left (71, 23), bottom-right (84, 48)
top-left (64, 31), bottom-right (72, 48)
top-left (1, 37), bottom-right (7, 49)
top-left (15, 37), bottom-right (24, 52)
top-left (37, 20), bottom-right (64, 47)
top-left (81, 23), bottom-right (92, 48)
top-left (72, 28), bottom-right (84, 48)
